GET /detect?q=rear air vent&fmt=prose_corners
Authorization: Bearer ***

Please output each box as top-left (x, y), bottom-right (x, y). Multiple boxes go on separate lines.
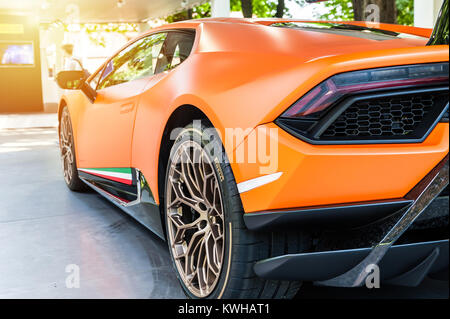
top-left (320, 90), bottom-right (448, 141)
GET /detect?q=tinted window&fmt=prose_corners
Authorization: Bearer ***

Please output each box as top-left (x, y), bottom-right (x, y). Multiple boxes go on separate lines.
top-left (98, 33), bottom-right (167, 90)
top-left (155, 31), bottom-right (195, 74)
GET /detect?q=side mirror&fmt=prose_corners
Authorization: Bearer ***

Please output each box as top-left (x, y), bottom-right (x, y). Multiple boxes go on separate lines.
top-left (56, 70), bottom-right (87, 90)
top-left (56, 70), bottom-right (97, 102)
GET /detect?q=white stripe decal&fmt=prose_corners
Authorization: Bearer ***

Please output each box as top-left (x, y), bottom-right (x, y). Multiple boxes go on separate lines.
top-left (237, 172), bottom-right (283, 194)
top-left (78, 168), bottom-right (132, 181)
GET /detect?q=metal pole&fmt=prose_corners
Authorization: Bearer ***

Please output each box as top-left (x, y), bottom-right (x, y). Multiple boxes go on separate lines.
top-left (211, 0), bottom-right (230, 17)
top-left (414, 0), bottom-right (444, 28)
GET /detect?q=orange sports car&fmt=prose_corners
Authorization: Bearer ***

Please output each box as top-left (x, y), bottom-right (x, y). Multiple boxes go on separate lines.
top-left (57, 12), bottom-right (449, 298)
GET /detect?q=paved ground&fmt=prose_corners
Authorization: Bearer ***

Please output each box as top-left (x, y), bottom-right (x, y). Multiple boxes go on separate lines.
top-left (0, 113), bottom-right (58, 130)
top-left (0, 123), bottom-right (447, 299)
top-left (0, 127), bottom-right (184, 298)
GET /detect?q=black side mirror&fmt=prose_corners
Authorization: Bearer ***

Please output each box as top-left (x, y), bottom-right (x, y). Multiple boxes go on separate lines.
top-left (56, 70), bottom-right (87, 90)
top-left (80, 81), bottom-right (97, 103)
top-left (56, 70), bottom-right (97, 102)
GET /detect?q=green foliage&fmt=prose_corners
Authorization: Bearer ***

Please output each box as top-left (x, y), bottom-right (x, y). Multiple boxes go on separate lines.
top-left (229, 0), bottom-right (280, 17)
top-left (82, 23), bottom-right (139, 47)
top-left (166, 2), bottom-right (212, 22)
top-left (166, 0), bottom-right (305, 21)
top-left (396, 0), bottom-right (414, 26)
top-left (234, 0), bottom-right (305, 17)
top-left (253, 0), bottom-right (278, 17)
top-left (318, 0), bottom-right (414, 26)
top-left (319, 0), bottom-right (354, 21)
top-left (231, 0), bottom-right (242, 11)
top-left (192, 2), bottom-right (213, 18)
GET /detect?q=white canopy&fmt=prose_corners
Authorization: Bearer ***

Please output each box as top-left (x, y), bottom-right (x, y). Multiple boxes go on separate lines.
top-left (0, 0), bottom-right (209, 23)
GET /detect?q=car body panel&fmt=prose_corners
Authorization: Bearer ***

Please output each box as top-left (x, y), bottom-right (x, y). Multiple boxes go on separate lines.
top-left (233, 122), bottom-right (448, 213)
top-left (59, 18), bottom-right (449, 212)
top-left (76, 77), bottom-right (149, 168)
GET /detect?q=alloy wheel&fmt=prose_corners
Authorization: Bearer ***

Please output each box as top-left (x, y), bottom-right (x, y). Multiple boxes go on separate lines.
top-left (60, 110), bottom-right (74, 185)
top-left (166, 140), bottom-right (225, 298)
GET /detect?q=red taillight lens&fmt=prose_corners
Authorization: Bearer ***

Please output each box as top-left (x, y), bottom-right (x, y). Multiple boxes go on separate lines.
top-left (281, 63), bottom-right (449, 119)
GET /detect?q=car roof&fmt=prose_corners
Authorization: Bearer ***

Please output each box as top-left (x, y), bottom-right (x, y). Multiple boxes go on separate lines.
top-left (117, 17), bottom-right (429, 71)
top-left (159, 17), bottom-right (432, 38)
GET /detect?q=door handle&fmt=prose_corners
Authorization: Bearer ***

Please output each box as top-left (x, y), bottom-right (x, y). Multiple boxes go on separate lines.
top-left (120, 103), bottom-right (135, 114)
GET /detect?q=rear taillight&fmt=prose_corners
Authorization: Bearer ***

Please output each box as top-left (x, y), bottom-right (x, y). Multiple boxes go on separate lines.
top-left (282, 63), bottom-right (449, 119)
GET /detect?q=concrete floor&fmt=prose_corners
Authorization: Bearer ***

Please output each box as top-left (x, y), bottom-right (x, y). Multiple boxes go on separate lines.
top-left (0, 113), bottom-right (58, 130)
top-left (0, 124), bottom-right (447, 299)
top-left (0, 127), bottom-right (184, 298)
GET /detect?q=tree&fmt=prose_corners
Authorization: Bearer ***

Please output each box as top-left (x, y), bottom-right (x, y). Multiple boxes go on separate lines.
top-left (318, 0), bottom-right (353, 21)
top-left (318, 0), bottom-right (414, 25)
top-left (276, 0), bottom-right (286, 18)
top-left (83, 23), bottom-right (139, 47)
top-left (232, 0), bottom-right (291, 18)
top-left (352, 0), bottom-right (397, 24)
top-left (241, 0), bottom-right (253, 17)
top-left (396, 0), bottom-right (414, 25)
top-left (166, 2), bottom-right (211, 22)
top-left (166, 0), bottom-right (304, 22)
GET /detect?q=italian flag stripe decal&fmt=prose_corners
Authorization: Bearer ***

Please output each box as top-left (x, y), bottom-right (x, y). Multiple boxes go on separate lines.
top-left (78, 168), bottom-right (133, 185)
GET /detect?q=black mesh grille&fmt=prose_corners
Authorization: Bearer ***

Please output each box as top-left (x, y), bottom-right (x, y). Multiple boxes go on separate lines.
top-left (320, 91), bottom-right (448, 140)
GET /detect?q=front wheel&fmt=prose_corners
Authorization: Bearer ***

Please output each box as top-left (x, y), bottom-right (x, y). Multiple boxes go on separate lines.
top-left (164, 121), bottom-right (310, 299)
top-left (59, 106), bottom-right (88, 192)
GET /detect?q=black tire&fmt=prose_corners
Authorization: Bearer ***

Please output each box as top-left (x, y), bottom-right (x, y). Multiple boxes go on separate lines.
top-left (59, 106), bottom-right (89, 192)
top-left (164, 120), bottom-right (311, 299)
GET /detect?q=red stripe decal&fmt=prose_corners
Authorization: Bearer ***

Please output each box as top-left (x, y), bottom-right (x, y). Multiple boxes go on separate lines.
top-left (82, 171), bottom-right (133, 185)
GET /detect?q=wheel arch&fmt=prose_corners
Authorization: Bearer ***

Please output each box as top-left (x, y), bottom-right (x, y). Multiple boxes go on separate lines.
top-left (57, 99), bottom-right (69, 149)
top-left (57, 98), bottom-right (69, 122)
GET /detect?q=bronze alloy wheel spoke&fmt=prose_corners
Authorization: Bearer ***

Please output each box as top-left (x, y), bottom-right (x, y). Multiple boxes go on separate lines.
top-left (60, 111), bottom-right (74, 185)
top-left (167, 140), bottom-right (225, 298)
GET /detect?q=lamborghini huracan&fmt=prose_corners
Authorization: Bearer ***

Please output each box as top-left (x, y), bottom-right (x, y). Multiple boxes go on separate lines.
top-left (57, 7), bottom-right (449, 299)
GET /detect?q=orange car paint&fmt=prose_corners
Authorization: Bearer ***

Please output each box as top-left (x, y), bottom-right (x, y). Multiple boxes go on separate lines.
top-left (59, 18), bottom-right (449, 211)
top-left (234, 123), bottom-right (449, 213)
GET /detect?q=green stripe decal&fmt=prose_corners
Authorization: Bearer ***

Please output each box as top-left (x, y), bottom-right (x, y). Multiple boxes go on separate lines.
top-left (84, 168), bottom-right (132, 174)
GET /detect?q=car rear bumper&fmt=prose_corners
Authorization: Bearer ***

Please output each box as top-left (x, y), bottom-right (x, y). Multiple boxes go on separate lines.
top-left (252, 155), bottom-right (449, 287)
top-left (254, 239), bottom-right (449, 285)
top-left (243, 198), bottom-right (413, 231)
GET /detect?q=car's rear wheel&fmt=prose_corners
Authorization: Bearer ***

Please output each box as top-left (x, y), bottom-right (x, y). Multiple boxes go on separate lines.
top-left (164, 121), bottom-right (311, 299)
top-left (59, 106), bottom-right (88, 192)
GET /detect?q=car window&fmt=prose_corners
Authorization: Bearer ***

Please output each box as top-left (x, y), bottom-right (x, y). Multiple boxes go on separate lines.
top-left (98, 32), bottom-right (167, 90)
top-left (155, 31), bottom-right (195, 74)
